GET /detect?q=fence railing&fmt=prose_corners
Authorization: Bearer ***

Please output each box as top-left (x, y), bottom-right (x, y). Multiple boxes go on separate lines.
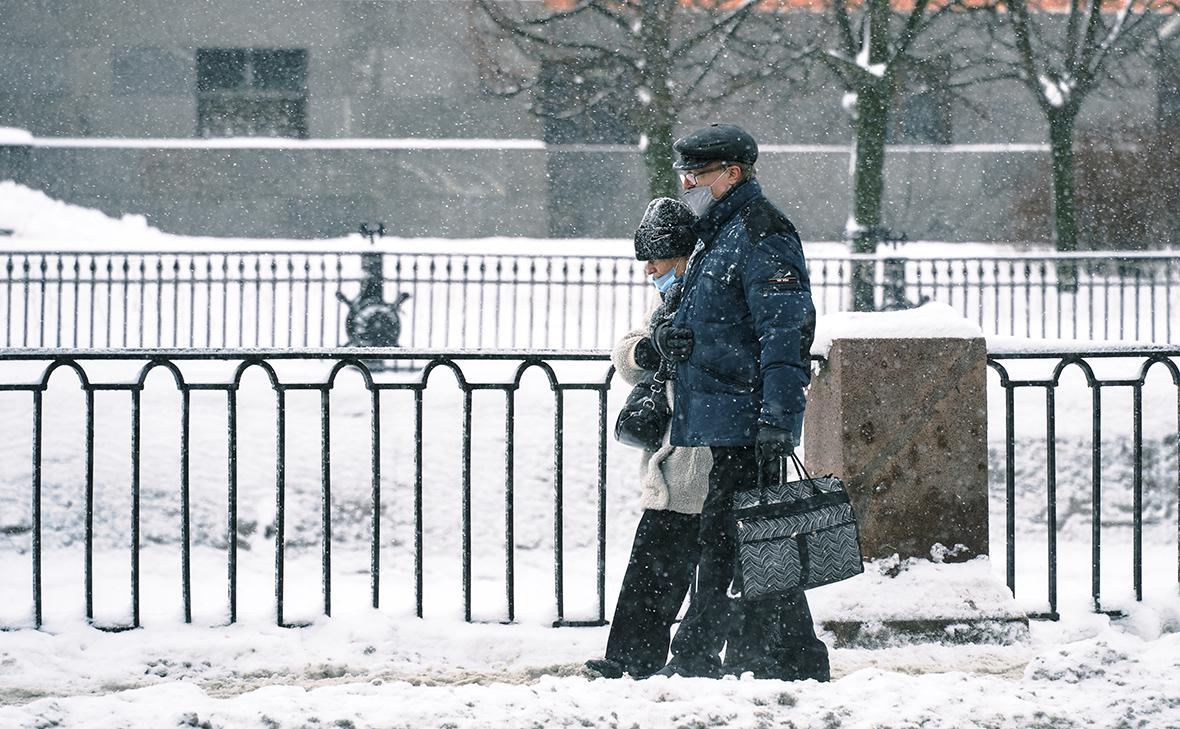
top-left (988, 347), bottom-right (1180, 619)
top-left (3, 250), bottom-right (1180, 350)
top-left (0, 348), bottom-right (615, 630)
top-left (4, 346), bottom-right (1179, 630)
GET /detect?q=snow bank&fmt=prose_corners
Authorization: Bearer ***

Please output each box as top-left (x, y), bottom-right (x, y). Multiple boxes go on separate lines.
top-left (0, 181), bottom-right (171, 248)
top-left (0, 127), bottom-right (34, 145)
top-left (0, 181), bottom-right (1060, 258)
top-left (809, 555), bottom-right (1024, 624)
top-left (812, 302), bottom-right (985, 357)
top-left (0, 181), bottom-right (638, 255)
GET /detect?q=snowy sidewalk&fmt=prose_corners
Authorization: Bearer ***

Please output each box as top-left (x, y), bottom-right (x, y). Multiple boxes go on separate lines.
top-left (2, 606), bottom-right (1179, 728)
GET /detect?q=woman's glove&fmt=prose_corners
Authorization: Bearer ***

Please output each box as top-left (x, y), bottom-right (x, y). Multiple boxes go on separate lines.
top-left (651, 321), bottom-right (694, 362)
top-left (632, 337), bottom-right (661, 371)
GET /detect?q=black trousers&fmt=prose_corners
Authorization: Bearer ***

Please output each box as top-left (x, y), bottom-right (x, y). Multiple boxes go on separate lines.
top-left (604, 508), bottom-right (701, 677)
top-left (668, 446), bottom-right (829, 679)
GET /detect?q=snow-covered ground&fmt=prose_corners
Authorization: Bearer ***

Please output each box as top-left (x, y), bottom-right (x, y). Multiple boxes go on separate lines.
top-left (1, 185), bottom-right (1179, 728)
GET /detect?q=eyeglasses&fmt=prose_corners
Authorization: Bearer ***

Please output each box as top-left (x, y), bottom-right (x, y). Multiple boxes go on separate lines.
top-left (677, 163), bottom-right (731, 187)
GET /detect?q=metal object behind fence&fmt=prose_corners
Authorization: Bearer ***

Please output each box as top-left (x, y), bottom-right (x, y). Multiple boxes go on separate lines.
top-left (0, 349), bottom-right (614, 630)
top-left (4, 251), bottom-right (1180, 350)
top-left (988, 347), bottom-right (1180, 619)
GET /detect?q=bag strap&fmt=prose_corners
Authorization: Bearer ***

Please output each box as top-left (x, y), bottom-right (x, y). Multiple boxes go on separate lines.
top-left (756, 450), bottom-right (817, 503)
top-left (642, 359), bottom-right (671, 408)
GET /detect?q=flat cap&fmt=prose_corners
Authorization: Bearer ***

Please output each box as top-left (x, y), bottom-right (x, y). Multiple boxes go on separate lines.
top-left (672, 123), bottom-right (758, 170)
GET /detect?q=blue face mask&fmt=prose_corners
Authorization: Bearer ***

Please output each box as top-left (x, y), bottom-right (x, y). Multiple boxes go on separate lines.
top-left (651, 269), bottom-right (679, 293)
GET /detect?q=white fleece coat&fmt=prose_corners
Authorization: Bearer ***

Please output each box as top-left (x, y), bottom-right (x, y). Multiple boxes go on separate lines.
top-left (612, 300), bottom-right (711, 515)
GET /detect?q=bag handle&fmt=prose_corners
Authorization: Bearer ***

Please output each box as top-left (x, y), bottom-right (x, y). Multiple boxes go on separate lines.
top-left (757, 450), bottom-right (816, 504)
top-left (642, 359), bottom-right (671, 408)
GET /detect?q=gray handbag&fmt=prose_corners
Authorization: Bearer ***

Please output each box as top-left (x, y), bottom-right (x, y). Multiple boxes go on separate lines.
top-left (732, 454), bottom-right (864, 598)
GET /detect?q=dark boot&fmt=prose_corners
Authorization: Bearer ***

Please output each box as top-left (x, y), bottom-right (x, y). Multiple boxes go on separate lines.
top-left (584, 658), bottom-right (626, 679)
top-left (652, 655), bottom-right (725, 679)
top-left (725, 592), bottom-right (830, 682)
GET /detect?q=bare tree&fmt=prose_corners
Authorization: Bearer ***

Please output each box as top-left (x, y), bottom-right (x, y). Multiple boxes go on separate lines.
top-left (981, 0), bottom-right (1178, 261)
top-left (756, 0), bottom-right (989, 309)
top-left (471, 0), bottom-right (773, 199)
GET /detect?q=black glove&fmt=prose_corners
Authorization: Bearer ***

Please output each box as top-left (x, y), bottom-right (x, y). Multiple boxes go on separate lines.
top-left (651, 321), bottom-right (694, 362)
top-left (756, 424), bottom-right (795, 484)
top-left (632, 337), bottom-right (661, 371)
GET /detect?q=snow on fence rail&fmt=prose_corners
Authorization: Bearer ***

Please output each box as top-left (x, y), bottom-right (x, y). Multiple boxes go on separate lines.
top-left (3, 250), bottom-right (1179, 350)
top-left (1, 346), bottom-right (1179, 630)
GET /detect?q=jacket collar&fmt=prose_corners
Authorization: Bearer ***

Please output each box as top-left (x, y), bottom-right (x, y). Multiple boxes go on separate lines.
top-left (690, 178), bottom-right (762, 247)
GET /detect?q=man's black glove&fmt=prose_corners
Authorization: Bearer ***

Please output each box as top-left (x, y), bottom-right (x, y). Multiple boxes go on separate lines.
top-left (651, 321), bottom-right (694, 362)
top-left (756, 423), bottom-right (795, 484)
top-left (632, 337), bottom-right (661, 371)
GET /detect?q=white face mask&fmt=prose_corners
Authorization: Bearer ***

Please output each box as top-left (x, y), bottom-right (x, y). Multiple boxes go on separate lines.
top-left (680, 171), bottom-right (726, 216)
top-left (681, 185), bottom-right (715, 217)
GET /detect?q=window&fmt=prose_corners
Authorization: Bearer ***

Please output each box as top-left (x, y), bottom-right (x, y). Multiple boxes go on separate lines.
top-left (888, 58), bottom-right (952, 145)
top-left (534, 58), bottom-right (636, 237)
top-left (196, 49), bottom-right (308, 138)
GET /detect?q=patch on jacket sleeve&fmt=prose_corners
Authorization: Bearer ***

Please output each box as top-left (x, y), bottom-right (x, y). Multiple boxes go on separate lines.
top-left (765, 264), bottom-right (802, 288)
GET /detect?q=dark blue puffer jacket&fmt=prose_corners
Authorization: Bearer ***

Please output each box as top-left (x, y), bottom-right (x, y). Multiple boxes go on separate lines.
top-left (669, 179), bottom-right (816, 447)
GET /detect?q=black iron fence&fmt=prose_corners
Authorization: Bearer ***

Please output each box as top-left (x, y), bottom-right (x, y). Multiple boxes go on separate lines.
top-left (0, 348), bottom-right (615, 630)
top-left (988, 347), bottom-right (1180, 619)
top-left (3, 346), bottom-right (1179, 630)
top-left (4, 250), bottom-right (1180, 350)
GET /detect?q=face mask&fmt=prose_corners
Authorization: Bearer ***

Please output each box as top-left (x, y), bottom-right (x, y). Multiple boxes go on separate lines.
top-left (681, 181), bottom-right (717, 217)
top-left (651, 269), bottom-right (679, 293)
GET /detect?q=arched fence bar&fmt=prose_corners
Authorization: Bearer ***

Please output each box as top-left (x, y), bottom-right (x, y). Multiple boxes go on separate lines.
top-left (1, 346), bottom-right (1178, 630)
top-left (988, 346), bottom-right (1180, 620)
top-left (0, 349), bottom-right (615, 630)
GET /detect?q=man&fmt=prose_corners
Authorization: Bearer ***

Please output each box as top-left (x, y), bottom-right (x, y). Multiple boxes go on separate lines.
top-left (649, 123), bottom-right (829, 681)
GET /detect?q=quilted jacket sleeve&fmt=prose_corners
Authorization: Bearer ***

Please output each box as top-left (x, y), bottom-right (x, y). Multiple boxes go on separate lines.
top-left (743, 231), bottom-right (816, 429)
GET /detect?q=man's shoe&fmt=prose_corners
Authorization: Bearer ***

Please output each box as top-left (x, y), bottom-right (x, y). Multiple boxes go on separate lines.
top-left (726, 661), bottom-right (830, 682)
top-left (584, 658), bottom-right (626, 679)
top-left (652, 657), bottom-right (725, 679)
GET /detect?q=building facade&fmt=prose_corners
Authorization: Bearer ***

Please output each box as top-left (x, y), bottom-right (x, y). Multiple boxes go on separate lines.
top-left (0, 0), bottom-right (1174, 242)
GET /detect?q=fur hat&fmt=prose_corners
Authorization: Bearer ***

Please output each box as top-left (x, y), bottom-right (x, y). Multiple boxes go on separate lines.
top-left (633, 197), bottom-right (697, 261)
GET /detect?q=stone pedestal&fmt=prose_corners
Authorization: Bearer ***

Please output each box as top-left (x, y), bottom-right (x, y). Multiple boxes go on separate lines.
top-left (803, 336), bottom-right (989, 561)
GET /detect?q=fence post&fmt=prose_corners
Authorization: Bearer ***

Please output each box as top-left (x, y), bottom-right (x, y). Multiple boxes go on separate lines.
top-left (805, 334), bottom-right (989, 560)
top-left (802, 311), bottom-right (1027, 645)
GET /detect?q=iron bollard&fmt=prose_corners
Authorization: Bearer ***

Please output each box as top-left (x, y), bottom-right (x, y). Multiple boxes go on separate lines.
top-left (337, 223), bottom-right (412, 368)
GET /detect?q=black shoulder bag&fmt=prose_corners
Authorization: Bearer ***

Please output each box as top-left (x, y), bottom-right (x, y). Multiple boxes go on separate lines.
top-left (613, 359), bottom-right (672, 451)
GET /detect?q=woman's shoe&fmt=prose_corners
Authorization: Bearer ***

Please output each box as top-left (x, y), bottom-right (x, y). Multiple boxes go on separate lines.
top-left (584, 658), bottom-right (626, 679)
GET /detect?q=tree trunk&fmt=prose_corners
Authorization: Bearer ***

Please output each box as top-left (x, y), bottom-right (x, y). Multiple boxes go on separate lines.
top-left (850, 79), bottom-right (890, 311)
top-left (644, 117), bottom-right (678, 200)
top-left (1048, 109), bottom-right (1079, 289)
top-left (848, 0), bottom-right (892, 311)
top-left (1048, 110), bottom-right (1079, 252)
top-left (640, 1), bottom-right (679, 200)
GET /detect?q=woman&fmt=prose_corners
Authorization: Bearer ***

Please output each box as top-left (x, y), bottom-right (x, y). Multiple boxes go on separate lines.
top-left (585, 197), bottom-right (712, 679)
